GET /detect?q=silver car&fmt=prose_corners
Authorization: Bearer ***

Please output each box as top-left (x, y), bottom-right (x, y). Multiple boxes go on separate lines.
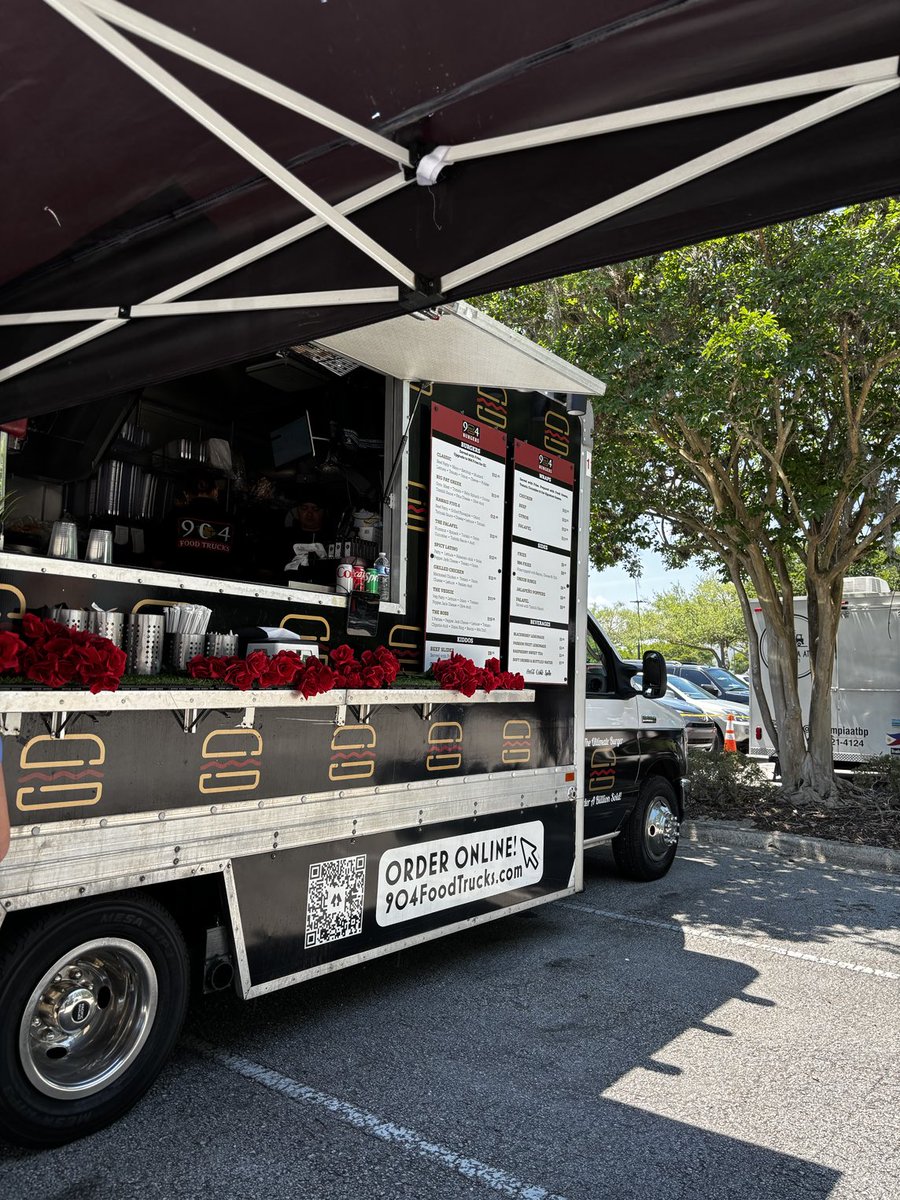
top-left (633, 673), bottom-right (750, 752)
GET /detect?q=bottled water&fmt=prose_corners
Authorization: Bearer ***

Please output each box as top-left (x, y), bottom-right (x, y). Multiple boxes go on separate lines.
top-left (374, 551), bottom-right (390, 601)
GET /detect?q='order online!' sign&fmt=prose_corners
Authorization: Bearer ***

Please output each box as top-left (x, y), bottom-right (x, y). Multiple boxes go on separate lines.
top-left (376, 821), bottom-right (544, 927)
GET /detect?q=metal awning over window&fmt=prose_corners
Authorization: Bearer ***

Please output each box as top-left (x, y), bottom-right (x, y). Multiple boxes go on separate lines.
top-left (1, 1), bottom-right (897, 419)
top-left (316, 303), bottom-right (606, 395)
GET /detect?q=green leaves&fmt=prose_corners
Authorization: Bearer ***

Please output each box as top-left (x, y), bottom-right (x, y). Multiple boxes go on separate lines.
top-left (478, 199), bottom-right (900, 588)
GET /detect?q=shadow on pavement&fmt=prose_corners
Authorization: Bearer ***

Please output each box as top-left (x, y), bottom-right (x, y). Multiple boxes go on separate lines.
top-left (1, 852), bottom-right (846, 1200)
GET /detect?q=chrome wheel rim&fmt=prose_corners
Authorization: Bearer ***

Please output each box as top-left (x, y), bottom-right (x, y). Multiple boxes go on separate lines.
top-left (19, 938), bottom-right (158, 1099)
top-left (645, 795), bottom-right (680, 862)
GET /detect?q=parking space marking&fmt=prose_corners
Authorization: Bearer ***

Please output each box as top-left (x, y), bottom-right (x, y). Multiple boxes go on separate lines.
top-left (566, 903), bottom-right (900, 981)
top-left (185, 1038), bottom-right (569, 1200)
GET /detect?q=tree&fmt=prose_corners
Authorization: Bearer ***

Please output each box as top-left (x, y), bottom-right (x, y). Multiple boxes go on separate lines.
top-left (481, 200), bottom-right (900, 804)
top-left (647, 579), bottom-right (748, 668)
top-left (589, 602), bottom-right (644, 658)
top-left (593, 578), bottom-right (749, 666)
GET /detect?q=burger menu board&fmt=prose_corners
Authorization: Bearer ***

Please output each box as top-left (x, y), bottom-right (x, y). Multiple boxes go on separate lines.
top-left (425, 404), bottom-right (507, 668)
top-left (507, 441), bottom-right (575, 684)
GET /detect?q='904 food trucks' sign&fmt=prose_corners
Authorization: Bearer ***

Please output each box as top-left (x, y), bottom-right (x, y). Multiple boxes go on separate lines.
top-left (507, 441), bottom-right (574, 684)
top-left (425, 404), bottom-right (507, 668)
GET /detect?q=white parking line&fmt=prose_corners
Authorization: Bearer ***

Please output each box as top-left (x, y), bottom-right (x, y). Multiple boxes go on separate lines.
top-left (185, 1038), bottom-right (569, 1200)
top-left (565, 903), bottom-right (900, 981)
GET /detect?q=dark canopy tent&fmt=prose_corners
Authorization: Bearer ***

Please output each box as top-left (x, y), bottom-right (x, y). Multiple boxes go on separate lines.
top-left (1, 0), bottom-right (898, 422)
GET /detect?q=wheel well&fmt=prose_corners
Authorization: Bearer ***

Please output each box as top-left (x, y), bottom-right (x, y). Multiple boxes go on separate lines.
top-left (0, 875), bottom-right (233, 990)
top-left (141, 876), bottom-right (233, 987)
top-left (640, 760), bottom-right (684, 816)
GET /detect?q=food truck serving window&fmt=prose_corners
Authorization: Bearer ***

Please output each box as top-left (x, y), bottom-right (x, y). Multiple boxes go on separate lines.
top-left (0, 348), bottom-right (408, 612)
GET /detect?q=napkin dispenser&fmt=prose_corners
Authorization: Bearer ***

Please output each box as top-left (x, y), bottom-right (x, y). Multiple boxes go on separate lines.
top-left (236, 626), bottom-right (318, 659)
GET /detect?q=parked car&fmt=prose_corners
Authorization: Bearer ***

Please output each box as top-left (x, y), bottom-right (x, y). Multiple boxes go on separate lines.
top-left (652, 694), bottom-right (718, 753)
top-left (669, 663), bottom-right (750, 706)
top-left (632, 673), bottom-right (750, 753)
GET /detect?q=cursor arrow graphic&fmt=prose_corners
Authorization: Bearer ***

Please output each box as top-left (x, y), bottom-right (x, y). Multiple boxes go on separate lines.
top-left (520, 837), bottom-right (539, 870)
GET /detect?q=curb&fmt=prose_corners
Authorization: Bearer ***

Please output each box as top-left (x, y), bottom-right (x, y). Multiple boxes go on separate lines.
top-left (681, 819), bottom-right (900, 875)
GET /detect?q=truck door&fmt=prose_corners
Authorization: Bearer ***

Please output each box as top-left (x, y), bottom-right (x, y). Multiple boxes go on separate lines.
top-left (584, 623), bottom-right (642, 840)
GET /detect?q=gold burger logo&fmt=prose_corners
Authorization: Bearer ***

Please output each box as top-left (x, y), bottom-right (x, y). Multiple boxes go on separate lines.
top-left (329, 725), bottom-right (377, 782)
top-left (16, 733), bottom-right (105, 811)
top-left (476, 388), bottom-right (508, 430)
top-left (588, 746), bottom-right (616, 793)
top-left (501, 719), bottom-right (532, 765)
top-left (544, 410), bottom-right (570, 456)
top-left (199, 728), bottom-right (263, 794)
top-left (426, 721), bottom-right (463, 772)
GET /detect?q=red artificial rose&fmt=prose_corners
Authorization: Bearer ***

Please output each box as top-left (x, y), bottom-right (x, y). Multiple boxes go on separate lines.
top-left (187, 655), bottom-right (216, 679)
top-left (295, 658), bottom-right (337, 698)
top-left (22, 613), bottom-right (52, 643)
top-left (223, 660), bottom-right (257, 691)
top-left (264, 651), bottom-right (303, 687)
top-left (329, 643), bottom-right (355, 667)
top-left (477, 670), bottom-right (499, 693)
top-left (0, 629), bottom-right (23, 673)
top-left (373, 645), bottom-right (400, 683)
top-left (21, 645), bottom-right (78, 688)
top-left (360, 665), bottom-right (385, 689)
top-left (434, 664), bottom-right (460, 690)
top-left (339, 670), bottom-right (362, 688)
top-left (483, 657), bottom-right (501, 676)
top-left (243, 650), bottom-right (270, 683)
top-left (310, 662), bottom-right (337, 693)
top-left (209, 656), bottom-right (235, 679)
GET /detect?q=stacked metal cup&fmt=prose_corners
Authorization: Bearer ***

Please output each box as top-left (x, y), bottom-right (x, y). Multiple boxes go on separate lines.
top-left (125, 613), bottom-right (165, 675)
top-left (53, 608), bottom-right (88, 632)
top-left (205, 633), bottom-right (238, 658)
top-left (170, 632), bottom-right (206, 671)
top-left (88, 611), bottom-right (125, 649)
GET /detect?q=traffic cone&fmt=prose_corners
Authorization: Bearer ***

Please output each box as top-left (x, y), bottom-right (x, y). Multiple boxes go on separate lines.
top-left (724, 712), bottom-right (737, 753)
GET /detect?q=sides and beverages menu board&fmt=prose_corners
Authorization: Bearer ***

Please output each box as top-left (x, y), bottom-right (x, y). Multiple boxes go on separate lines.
top-left (424, 404), bottom-right (507, 668)
top-left (507, 440), bottom-right (575, 684)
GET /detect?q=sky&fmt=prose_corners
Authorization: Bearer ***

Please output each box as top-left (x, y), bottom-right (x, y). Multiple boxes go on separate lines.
top-left (588, 547), bottom-right (704, 609)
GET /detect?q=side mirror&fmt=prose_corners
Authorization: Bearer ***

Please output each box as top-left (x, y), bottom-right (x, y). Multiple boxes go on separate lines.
top-left (701, 683), bottom-right (719, 695)
top-left (641, 650), bottom-right (667, 699)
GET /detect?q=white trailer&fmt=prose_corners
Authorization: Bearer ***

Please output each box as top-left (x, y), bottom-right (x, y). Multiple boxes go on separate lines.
top-left (749, 578), bottom-right (900, 766)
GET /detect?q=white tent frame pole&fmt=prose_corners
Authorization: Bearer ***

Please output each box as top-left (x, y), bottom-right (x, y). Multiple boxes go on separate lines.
top-left (0, 288), bottom-right (400, 327)
top-left (442, 58), bottom-right (899, 164)
top-left (82, 0), bottom-right (411, 169)
top-left (44, 0), bottom-right (416, 288)
top-left (0, 174), bottom-right (408, 384)
top-left (443, 77), bottom-right (899, 292)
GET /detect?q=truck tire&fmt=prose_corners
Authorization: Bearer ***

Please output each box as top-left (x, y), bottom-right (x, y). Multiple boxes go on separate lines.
top-left (612, 777), bottom-right (680, 881)
top-left (0, 892), bottom-right (189, 1148)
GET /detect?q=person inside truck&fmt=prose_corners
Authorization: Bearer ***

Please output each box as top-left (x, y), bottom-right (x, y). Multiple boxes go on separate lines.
top-left (282, 491), bottom-right (334, 585)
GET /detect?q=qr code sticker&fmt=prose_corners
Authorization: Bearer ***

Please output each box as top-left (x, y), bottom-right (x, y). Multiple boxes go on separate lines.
top-left (305, 855), bottom-right (367, 948)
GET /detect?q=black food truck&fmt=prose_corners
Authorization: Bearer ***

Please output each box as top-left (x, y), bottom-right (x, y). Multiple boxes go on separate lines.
top-left (0, 303), bottom-right (686, 1145)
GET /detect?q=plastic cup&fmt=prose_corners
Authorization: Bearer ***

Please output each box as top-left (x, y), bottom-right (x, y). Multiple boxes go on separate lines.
top-left (48, 521), bottom-right (78, 560)
top-left (84, 528), bottom-right (114, 564)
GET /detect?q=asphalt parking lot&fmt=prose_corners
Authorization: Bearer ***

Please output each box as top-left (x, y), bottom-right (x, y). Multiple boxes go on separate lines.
top-left (2, 842), bottom-right (898, 1200)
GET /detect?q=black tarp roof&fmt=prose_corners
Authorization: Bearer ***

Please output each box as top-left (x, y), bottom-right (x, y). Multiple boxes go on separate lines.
top-left (1, 0), bottom-right (898, 421)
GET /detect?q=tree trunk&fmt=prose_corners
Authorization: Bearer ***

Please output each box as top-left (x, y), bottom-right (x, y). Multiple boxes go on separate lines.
top-left (761, 612), bottom-right (809, 792)
top-left (794, 578), bottom-right (843, 805)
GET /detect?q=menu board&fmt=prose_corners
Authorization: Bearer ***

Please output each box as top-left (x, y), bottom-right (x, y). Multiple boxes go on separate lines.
top-left (424, 404), bottom-right (507, 668)
top-left (507, 440), bottom-right (575, 684)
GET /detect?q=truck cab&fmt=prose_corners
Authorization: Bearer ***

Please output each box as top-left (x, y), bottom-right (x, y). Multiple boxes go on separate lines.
top-left (584, 614), bottom-right (688, 879)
